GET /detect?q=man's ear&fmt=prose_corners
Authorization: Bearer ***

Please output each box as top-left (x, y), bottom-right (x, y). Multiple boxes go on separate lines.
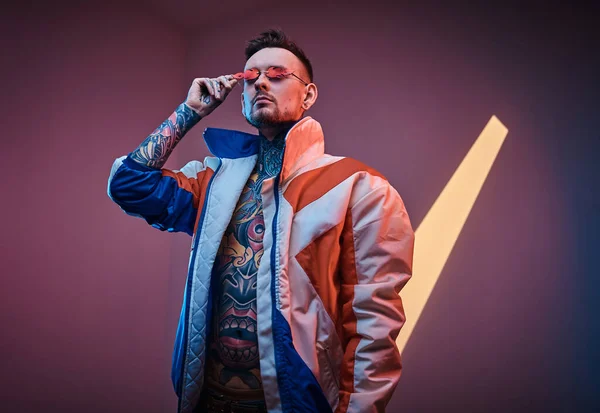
top-left (302, 83), bottom-right (318, 110)
top-left (241, 93), bottom-right (246, 117)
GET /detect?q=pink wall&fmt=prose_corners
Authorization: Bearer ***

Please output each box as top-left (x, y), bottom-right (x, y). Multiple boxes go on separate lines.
top-left (1, 2), bottom-right (187, 412)
top-left (1, 1), bottom-right (595, 412)
top-left (181, 3), bottom-right (584, 412)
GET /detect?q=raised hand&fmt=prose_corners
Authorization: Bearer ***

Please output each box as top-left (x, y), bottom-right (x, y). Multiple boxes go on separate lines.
top-left (184, 75), bottom-right (238, 118)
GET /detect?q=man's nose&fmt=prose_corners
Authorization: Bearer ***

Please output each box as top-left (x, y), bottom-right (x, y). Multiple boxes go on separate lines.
top-left (254, 73), bottom-right (270, 92)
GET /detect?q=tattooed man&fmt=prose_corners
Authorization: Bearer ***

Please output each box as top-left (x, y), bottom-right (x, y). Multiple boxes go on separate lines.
top-left (108, 29), bottom-right (414, 413)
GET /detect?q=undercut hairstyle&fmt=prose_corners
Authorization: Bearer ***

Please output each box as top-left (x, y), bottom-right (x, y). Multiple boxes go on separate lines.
top-left (245, 28), bottom-right (314, 82)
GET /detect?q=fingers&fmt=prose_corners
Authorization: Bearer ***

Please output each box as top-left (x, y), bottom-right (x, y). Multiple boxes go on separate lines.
top-left (211, 79), bottom-right (221, 100)
top-left (217, 75), bottom-right (237, 95)
top-left (196, 78), bottom-right (215, 97)
top-left (192, 75), bottom-right (239, 105)
top-left (210, 75), bottom-right (238, 101)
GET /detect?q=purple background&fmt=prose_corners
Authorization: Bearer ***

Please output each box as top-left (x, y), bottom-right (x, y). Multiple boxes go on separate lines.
top-left (1, 1), bottom-right (598, 412)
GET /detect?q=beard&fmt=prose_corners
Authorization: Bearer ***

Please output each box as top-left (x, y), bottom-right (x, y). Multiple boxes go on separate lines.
top-left (244, 102), bottom-right (295, 129)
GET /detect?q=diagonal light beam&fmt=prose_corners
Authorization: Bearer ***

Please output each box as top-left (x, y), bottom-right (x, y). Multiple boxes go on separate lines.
top-left (397, 115), bottom-right (509, 353)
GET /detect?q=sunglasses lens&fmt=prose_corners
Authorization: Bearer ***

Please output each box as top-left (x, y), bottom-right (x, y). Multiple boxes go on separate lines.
top-left (243, 69), bottom-right (259, 80)
top-left (237, 68), bottom-right (290, 81)
top-left (266, 67), bottom-right (288, 79)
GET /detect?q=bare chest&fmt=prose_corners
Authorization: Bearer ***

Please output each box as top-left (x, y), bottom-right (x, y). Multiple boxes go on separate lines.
top-left (205, 171), bottom-right (265, 391)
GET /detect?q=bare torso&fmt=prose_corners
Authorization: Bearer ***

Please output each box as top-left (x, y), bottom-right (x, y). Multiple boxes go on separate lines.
top-left (205, 169), bottom-right (265, 391)
top-left (204, 133), bottom-right (286, 396)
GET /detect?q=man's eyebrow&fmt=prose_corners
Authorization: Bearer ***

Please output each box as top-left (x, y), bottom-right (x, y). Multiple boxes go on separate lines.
top-left (245, 64), bottom-right (287, 70)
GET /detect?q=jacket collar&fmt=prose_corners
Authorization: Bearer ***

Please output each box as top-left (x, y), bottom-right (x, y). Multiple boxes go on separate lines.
top-left (203, 116), bottom-right (325, 182)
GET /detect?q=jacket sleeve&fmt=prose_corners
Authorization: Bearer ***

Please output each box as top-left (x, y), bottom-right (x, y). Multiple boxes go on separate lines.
top-left (107, 155), bottom-right (211, 236)
top-left (336, 179), bottom-right (415, 413)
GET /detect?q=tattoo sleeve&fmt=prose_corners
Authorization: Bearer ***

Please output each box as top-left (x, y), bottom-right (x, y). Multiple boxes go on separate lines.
top-left (129, 103), bottom-right (201, 169)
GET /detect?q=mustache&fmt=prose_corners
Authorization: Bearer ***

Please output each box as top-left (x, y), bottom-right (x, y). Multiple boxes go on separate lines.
top-left (253, 93), bottom-right (274, 104)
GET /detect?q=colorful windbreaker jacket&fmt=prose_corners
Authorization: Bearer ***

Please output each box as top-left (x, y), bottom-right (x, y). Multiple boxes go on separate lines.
top-left (107, 117), bottom-right (414, 413)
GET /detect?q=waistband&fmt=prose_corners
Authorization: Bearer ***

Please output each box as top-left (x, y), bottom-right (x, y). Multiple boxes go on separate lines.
top-left (197, 377), bottom-right (267, 413)
top-left (203, 375), bottom-right (266, 401)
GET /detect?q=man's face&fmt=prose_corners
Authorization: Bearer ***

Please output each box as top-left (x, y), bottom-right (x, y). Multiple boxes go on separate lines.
top-left (241, 47), bottom-right (309, 129)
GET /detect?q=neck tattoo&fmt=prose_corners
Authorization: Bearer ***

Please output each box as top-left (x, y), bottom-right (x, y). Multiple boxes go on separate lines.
top-left (256, 131), bottom-right (287, 182)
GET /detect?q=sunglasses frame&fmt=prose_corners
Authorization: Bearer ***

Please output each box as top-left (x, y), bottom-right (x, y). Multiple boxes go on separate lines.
top-left (233, 66), bottom-right (309, 86)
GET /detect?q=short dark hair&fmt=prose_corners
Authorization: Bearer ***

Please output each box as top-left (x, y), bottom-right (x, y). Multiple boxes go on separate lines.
top-left (245, 28), bottom-right (313, 82)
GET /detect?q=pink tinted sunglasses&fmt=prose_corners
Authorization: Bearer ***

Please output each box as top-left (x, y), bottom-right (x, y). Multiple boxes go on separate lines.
top-left (232, 67), bottom-right (309, 85)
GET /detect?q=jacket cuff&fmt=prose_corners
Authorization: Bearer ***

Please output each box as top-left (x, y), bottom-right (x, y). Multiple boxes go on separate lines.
top-left (123, 155), bottom-right (160, 172)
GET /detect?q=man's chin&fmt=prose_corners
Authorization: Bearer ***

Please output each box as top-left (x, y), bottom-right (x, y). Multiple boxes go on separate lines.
top-left (247, 113), bottom-right (282, 129)
top-left (244, 107), bottom-right (299, 130)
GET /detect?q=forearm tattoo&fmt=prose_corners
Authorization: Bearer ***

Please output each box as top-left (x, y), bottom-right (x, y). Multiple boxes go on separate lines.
top-left (129, 103), bottom-right (201, 169)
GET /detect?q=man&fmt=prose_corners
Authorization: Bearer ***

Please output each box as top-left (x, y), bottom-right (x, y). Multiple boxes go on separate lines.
top-left (108, 29), bottom-right (414, 413)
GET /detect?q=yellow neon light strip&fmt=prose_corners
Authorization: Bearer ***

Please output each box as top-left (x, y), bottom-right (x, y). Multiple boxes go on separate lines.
top-left (397, 115), bottom-right (509, 353)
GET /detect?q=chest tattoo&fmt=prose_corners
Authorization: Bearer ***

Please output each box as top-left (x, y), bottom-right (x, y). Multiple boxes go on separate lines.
top-left (206, 134), bottom-right (286, 390)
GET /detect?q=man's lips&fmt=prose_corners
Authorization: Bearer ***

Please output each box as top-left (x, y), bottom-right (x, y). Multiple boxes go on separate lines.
top-left (254, 96), bottom-right (273, 104)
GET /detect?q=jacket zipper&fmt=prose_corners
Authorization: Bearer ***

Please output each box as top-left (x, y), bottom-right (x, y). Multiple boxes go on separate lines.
top-left (177, 159), bottom-right (222, 412)
top-left (272, 174), bottom-right (283, 308)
